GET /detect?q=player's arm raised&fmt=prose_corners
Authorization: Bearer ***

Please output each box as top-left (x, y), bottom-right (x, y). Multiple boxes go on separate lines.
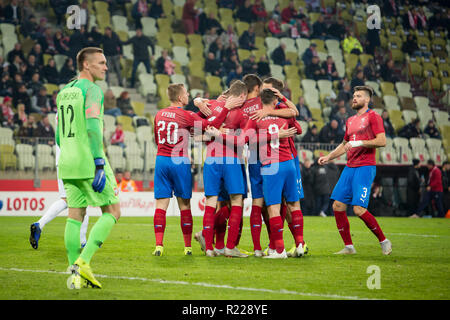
top-left (249, 88), bottom-right (299, 121)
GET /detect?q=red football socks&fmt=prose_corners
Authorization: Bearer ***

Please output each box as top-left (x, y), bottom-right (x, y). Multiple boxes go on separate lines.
top-left (250, 205), bottom-right (262, 251)
top-left (290, 209), bottom-right (304, 246)
top-left (180, 209), bottom-right (193, 247)
top-left (226, 206), bottom-right (243, 250)
top-left (334, 210), bottom-right (353, 246)
top-left (214, 206), bottom-right (229, 250)
top-left (269, 216), bottom-right (285, 254)
top-left (359, 210), bottom-right (386, 242)
top-left (154, 208), bottom-right (166, 246)
top-left (203, 206), bottom-right (216, 251)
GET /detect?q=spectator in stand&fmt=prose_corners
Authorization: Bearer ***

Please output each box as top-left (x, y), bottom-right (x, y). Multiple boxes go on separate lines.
top-left (59, 57), bottom-right (76, 84)
top-left (31, 86), bottom-right (51, 114)
top-left (117, 91), bottom-right (136, 117)
top-left (407, 159), bottom-right (422, 216)
top-left (42, 58), bottom-right (59, 85)
top-left (351, 68), bottom-right (365, 89)
top-left (296, 96), bottom-right (312, 121)
top-left (257, 55), bottom-right (270, 78)
top-left (305, 56), bottom-right (326, 80)
top-left (27, 72), bottom-right (43, 97)
top-left (115, 170), bottom-right (123, 186)
top-left (102, 27), bottom-right (123, 87)
top-left (3, 0), bottom-right (21, 25)
top-left (206, 12), bottom-right (223, 34)
top-left (424, 120), bottom-right (441, 139)
top-left (156, 49), bottom-right (176, 75)
top-left (271, 43), bottom-right (291, 66)
top-left (300, 158), bottom-right (315, 214)
top-left (327, 18), bottom-right (346, 41)
top-left (68, 26), bottom-right (88, 65)
top-left (21, 15), bottom-right (38, 39)
top-left (26, 54), bottom-right (42, 78)
top-left (121, 28), bottom-right (154, 88)
top-left (319, 119), bottom-right (342, 144)
top-left (14, 84), bottom-right (32, 114)
top-left (0, 73), bottom-right (13, 97)
top-left (402, 34), bottom-right (421, 58)
top-left (428, 10), bottom-right (446, 32)
top-left (302, 43), bottom-right (317, 67)
top-left (252, 0), bottom-right (267, 21)
top-left (363, 59), bottom-right (380, 81)
top-left (219, 0), bottom-right (235, 10)
top-left (242, 54), bottom-right (258, 75)
top-left (380, 59), bottom-right (399, 83)
top-left (381, 109), bottom-right (395, 138)
top-left (40, 27), bottom-right (57, 55)
top-left (54, 30), bottom-right (70, 56)
top-left (398, 118), bottom-right (424, 139)
top-left (268, 15), bottom-right (288, 38)
top-left (412, 160), bottom-right (444, 217)
top-left (205, 52), bottom-right (223, 77)
top-left (7, 43), bottom-right (25, 65)
top-left (342, 30), bottom-right (363, 55)
top-left (104, 89), bottom-right (121, 117)
top-left (312, 160), bottom-right (331, 217)
top-left (35, 114), bottom-right (55, 144)
top-left (17, 114), bottom-right (37, 143)
top-left (49, 0), bottom-right (70, 26)
top-left (111, 123), bottom-right (126, 149)
top-left (78, 0), bottom-right (89, 29)
top-left (87, 26), bottom-right (103, 48)
top-left (322, 55), bottom-right (340, 81)
top-left (149, 0), bottom-right (165, 19)
top-left (331, 104), bottom-right (348, 138)
top-left (209, 37), bottom-right (227, 63)
top-left (312, 14), bottom-right (327, 39)
top-left (223, 53), bottom-right (240, 75)
top-left (238, 25), bottom-right (257, 50)
top-left (132, 0), bottom-right (150, 29)
top-left (29, 43), bottom-right (44, 67)
top-left (119, 171), bottom-right (138, 192)
top-left (182, 0), bottom-right (198, 35)
top-left (298, 16), bottom-right (311, 38)
top-left (403, 7), bottom-right (427, 31)
top-left (236, 0), bottom-right (255, 23)
top-left (13, 103), bottom-right (28, 128)
top-left (220, 24), bottom-right (239, 49)
top-left (1, 96), bottom-right (14, 128)
top-left (302, 124), bottom-right (320, 143)
top-left (383, 0), bottom-right (399, 17)
top-left (281, 0), bottom-right (300, 24)
top-left (226, 64), bottom-right (243, 87)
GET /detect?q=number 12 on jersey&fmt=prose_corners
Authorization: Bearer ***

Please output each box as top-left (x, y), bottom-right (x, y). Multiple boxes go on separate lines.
top-left (59, 104), bottom-right (75, 138)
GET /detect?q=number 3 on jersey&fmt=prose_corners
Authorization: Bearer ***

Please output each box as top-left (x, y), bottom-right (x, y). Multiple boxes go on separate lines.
top-left (157, 120), bottom-right (179, 144)
top-left (59, 104), bottom-right (75, 138)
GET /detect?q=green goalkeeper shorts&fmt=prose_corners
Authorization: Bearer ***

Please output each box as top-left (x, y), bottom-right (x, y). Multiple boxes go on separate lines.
top-left (63, 167), bottom-right (119, 208)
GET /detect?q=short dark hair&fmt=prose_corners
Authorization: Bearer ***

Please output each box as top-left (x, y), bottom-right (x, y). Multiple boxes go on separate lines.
top-left (228, 80), bottom-right (247, 97)
top-left (243, 74), bottom-right (262, 93)
top-left (412, 159), bottom-right (420, 166)
top-left (263, 77), bottom-right (284, 91)
top-left (353, 85), bottom-right (374, 98)
top-left (427, 159), bottom-right (435, 166)
top-left (260, 88), bottom-right (277, 105)
top-left (76, 47), bottom-right (103, 71)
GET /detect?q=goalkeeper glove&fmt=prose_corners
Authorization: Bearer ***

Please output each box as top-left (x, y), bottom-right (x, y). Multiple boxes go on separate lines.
top-left (92, 158), bottom-right (106, 193)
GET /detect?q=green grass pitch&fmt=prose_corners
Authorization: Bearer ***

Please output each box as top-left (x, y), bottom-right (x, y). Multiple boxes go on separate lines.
top-left (0, 216), bottom-right (449, 300)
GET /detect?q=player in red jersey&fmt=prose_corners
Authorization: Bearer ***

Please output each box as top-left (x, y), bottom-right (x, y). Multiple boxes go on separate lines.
top-left (318, 85), bottom-right (392, 255)
top-left (152, 83), bottom-right (241, 256)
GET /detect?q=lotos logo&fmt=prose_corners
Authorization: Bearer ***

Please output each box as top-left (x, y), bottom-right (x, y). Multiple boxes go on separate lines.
top-left (4, 197), bottom-right (45, 211)
top-left (198, 197), bottom-right (206, 212)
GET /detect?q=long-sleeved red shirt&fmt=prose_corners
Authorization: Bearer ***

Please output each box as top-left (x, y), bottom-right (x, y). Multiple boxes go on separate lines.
top-left (428, 166), bottom-right (443, 192)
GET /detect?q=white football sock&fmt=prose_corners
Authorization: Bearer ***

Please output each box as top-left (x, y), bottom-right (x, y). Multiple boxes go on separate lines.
top-left (38, 199), bottom-right (68, 229)
top-left (80, 214), bottom-right (89, 245)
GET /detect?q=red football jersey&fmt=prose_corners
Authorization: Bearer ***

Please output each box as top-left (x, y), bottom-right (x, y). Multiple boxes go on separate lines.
top-left (203, 100), bottom-right (248, 158)
top-left (154, 105), bottom-right (229, 157)
top-left (276, 101), bottom-right (298, 159)
top-left (344, 108), bottom-right (385, 167)
top-left (251, 116), bottom-right (301, 165)
top-left (241, 96), bottom-right (263, 116)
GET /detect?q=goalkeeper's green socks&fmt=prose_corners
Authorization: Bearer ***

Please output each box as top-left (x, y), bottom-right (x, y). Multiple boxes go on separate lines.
top-left (80, 213), bottom-right (117, 264)
top-left (65, 218), bottom-right (82, 266)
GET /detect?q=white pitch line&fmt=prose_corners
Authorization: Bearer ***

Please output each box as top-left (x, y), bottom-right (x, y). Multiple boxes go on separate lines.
top-left (0, 266), bottom-right (382, 300)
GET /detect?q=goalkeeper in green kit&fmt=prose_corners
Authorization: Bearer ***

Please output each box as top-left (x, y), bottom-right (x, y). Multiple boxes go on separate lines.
top-left (56, 47), bottom-right (121, 289)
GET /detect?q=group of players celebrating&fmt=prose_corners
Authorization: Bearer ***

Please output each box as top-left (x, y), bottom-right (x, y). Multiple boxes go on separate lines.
top-left (29, 47), bottom-right (392, 289)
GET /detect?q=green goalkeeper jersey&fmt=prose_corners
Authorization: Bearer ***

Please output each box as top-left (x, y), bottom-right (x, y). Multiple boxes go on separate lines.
top-left (56, 78), bottom-right (106, 179)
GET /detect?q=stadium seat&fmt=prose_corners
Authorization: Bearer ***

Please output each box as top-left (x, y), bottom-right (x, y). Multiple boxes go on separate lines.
top-left (402, 110), bottom-right (418, 125)
top-left (16, 144), bottom-right (35, 170)
top-left (380, 81), bottom-right (396, 96)
top-left (310, 108), bottom-right (323, 122)
top-left (296, 38), bottom-right (310, 57)
top-left (388, 110), bottom-right (404, 132)
top-left (395, 82), bottom-right (412, 98)
top-left (265, 37), bottom-right (280, 56)
top-left (297, 149), bottom-right (313, 163)
top-left (172, 46), bottom-right (189, 66)
top-left (141, 17), bottom-right (157, 37)
top-left (235, 21), bottom-right (249, 37)
top-left (205, 75), bottom-right (223, 97)
top-left (313, 149), bottom-right (329, 159)
top-left (280, 37), bottom-right (297, 53)
top-left (238, 48), bottom-right (251, 62)
top-left (112, 15), bottom-right (128, 33)
top-left (269, 64), bottom-right (284, 81)
top-left (434, 110), bottom-right (450, 128)
top-left (383, 95), bottom-right (401, 110)
top-left (380, 147), bottom-right (398, 164)
top-left (172, 33), bottom-right (187, 47)
top-left (138, 74), bottom-right (157, 97)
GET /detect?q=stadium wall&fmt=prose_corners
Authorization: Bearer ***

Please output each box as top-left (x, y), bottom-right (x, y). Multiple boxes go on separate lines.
top-left (0, 192), bottom-right (254, 217)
